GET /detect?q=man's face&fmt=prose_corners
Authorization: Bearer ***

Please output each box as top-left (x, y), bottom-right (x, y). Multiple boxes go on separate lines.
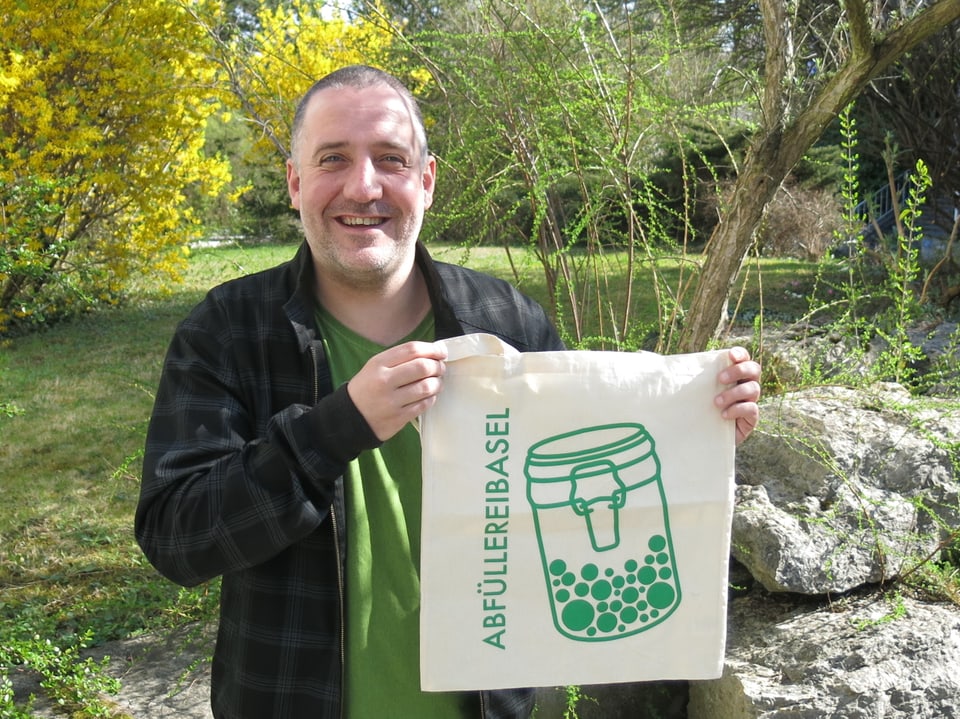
top-left (286, 83), bottom-right (436, 290)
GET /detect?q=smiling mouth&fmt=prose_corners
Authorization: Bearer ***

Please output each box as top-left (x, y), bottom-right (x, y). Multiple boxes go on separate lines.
top-left (339, 216), bottom-right (386, 227)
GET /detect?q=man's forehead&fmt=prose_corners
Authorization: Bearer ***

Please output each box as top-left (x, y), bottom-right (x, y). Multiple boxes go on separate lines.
top-left (302, 84), bottom-right (421, 152)
top-left (307, 83), bottom-right (413, 123)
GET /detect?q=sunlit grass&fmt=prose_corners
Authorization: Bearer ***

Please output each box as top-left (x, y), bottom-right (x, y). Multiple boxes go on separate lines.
top-left (432, 243), bottom-right (842, 346)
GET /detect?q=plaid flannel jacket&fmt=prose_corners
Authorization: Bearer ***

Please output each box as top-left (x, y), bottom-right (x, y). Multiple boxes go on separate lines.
top-left (135, 241), bottom-right (564, 719)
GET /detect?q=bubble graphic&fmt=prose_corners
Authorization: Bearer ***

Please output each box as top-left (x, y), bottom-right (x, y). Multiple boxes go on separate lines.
top-left (597, 612), bottom-right (618, 633)
top-left (543, 534), bottom-right (679, 639)
top-left (648, 534), bottom-right (667, 552)
top-left (638, 566), bottom-right (657, 585)
top-left (591, 579), bottom-right (613, 601)
top-left (562, 600), bottom-right (595, 632)
top-left (648, 582), bottom-right (676, 610)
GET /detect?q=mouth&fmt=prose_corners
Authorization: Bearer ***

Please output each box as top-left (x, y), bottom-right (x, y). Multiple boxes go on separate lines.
top-left (338, 215), bottom-right (387, 228)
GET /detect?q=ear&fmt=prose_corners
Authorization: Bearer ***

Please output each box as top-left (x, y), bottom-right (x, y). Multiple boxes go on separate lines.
top-left (286, 158), bottom-right (301, 210)
top-left (422, 155), bottom-right (437, 210)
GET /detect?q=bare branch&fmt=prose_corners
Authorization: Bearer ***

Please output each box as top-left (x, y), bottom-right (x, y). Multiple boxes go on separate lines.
top-left (845, 0), bottom-right (874, 57)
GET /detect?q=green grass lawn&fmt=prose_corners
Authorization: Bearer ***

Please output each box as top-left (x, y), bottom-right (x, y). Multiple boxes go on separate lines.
top-left (0, 240), bottom-right (838, 715)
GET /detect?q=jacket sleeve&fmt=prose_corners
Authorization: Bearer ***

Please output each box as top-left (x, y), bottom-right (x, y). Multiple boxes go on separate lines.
top-left (134, 294), bottom-right (379, 587)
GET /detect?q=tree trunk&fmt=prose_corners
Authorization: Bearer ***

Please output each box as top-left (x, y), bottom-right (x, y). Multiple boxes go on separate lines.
top-left (679, 138), bottom-right (788, 351)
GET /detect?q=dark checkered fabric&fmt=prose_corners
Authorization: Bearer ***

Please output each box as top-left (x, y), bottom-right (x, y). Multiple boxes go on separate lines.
top-left (135, 242), bottom-right (563, 718)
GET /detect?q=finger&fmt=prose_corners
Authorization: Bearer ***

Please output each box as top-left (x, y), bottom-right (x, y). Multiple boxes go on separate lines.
top-left (399, 391), bottom-right (441, 418)
top-left (393, 371), bottom-right (444, 409)
top-left (715, 380), bottom-right (761, 412)
top-left (388, 355), bottom-right (446, 393)
top-left (721, 396), bottom-right (759, 421)
top-left (735, 414), bottom-right (758, 446)
top-left (719, 358), bottom-right (761, 386)
top-left (381, 340), bottom-right (448, 368)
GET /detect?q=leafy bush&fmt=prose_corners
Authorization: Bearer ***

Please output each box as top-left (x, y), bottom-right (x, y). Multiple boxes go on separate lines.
top-left (0, 632), bottom-right (121, 719)
top-left (0, 0), bottom-right (231, 334)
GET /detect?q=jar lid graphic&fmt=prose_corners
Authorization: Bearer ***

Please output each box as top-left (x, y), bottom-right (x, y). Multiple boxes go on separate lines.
top-left (526, 423), bottom-right (661, 553)
top-left (525, 423), bottom-right (659, 505)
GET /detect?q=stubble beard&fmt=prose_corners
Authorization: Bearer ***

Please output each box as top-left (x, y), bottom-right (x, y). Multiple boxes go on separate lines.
top-left (306, 218), bottom-right (421, 294)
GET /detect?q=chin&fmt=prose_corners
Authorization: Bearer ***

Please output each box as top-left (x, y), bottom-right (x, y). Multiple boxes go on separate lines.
top-left (338, 247), bottom-right (412, 283)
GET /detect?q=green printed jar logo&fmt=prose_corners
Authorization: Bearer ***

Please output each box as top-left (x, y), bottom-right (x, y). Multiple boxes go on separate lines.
top-left (525, 423), bottom-right (680, 642)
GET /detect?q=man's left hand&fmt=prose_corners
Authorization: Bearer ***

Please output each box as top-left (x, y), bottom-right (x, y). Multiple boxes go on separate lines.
top-left (715, 346), bottom-right (761, 446)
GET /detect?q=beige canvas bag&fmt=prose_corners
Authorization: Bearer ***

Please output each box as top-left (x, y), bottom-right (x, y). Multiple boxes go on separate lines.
top-left (419, 333), bottom-right (736, 691)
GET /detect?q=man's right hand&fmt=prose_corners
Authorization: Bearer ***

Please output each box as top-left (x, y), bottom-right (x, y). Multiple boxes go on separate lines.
top-left (346, 341), bottom-right (448, 441)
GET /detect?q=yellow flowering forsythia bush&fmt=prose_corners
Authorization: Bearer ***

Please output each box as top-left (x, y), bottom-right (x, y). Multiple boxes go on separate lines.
top-left (234, 0), bottom-right (403, 159)
top-left (0, 0), bottom-right (230, 331)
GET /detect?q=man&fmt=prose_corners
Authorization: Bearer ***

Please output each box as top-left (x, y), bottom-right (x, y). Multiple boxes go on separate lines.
top-left (135, 65), bottom-right (761, 719)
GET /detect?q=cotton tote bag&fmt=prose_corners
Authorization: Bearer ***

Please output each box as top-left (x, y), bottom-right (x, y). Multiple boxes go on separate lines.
top-left (418, 334), bottom-right (736, 691)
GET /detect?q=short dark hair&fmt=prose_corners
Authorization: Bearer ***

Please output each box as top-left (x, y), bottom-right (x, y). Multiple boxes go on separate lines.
top-left (289, 65), bottom-right (429, 166)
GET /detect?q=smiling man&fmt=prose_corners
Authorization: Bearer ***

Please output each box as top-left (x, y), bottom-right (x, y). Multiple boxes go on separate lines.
top-left (135, 65), bottom-right (761, 719)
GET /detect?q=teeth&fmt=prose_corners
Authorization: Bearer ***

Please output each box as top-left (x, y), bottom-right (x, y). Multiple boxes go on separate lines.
top-left (341, 216), bottom-right (383, 226)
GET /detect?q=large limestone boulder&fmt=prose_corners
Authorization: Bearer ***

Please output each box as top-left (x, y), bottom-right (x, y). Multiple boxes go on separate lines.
top-left (689, 590), bottom-right (960, 719)
top-left (732, 384), bottom-right (960, 594)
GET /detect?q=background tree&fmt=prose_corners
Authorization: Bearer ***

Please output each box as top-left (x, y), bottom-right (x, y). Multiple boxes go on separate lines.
top-left (0, 0), bottom-right (231, 332)
top-left (678, 0), bottom-right (960, 351)
top-left (857, 22), bottom-right (959, 224)
top-left (365, 0), bottom-right (960, 350)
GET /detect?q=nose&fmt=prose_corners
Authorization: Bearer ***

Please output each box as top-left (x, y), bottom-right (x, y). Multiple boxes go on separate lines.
top-left (342, 156), bottom-right (382, 203)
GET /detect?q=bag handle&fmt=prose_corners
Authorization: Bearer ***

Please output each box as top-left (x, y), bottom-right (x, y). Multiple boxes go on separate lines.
top-left (437, 333), bottom-right (520, 362)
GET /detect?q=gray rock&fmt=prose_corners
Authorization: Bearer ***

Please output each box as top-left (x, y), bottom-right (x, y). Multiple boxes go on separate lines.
top-left (688, 590), bottom-right (960, 719)
top-left (751, 320), bottom-right (959, 393)
top-left (733, 384), bottom-right (960, 594)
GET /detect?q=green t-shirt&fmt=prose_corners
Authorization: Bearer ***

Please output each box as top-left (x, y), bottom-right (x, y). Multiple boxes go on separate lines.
top-left (316, 308), bottom-right (466, 719)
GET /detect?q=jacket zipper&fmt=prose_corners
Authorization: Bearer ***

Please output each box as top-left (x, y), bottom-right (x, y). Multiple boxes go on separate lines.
top-left (332, 506), bottom-right (346, 719)
top-left (311, 343), bottom-right (346, 719)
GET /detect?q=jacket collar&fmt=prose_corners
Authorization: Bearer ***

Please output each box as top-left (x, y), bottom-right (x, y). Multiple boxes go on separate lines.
top-left (415, 242), bottom-right (464, 338)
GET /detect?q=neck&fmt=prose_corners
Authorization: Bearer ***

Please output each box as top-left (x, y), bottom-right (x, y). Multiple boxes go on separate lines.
top-left (315, 264), bottom-right (432, 346)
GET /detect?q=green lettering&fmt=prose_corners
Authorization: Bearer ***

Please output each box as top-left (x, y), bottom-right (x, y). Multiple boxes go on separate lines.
top-left (484, 534), bottom-right (507, 551)
top-left (483, 630), bottom-right (506, 650)
top-left (485, 477), bottom-right (509, 492)
top-left (485, 457), bottom-right (509, 478)
top-left (483, 614), bottom-right (506, 628)
top-left (485, 438), bottom-right (509, 454)
top-left (485, 502), bottom-right (509, 518)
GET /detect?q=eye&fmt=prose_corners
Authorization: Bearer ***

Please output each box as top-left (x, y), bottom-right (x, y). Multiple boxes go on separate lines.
top-left (317, 153), bottom-right (347, 168)
top-left (379, 154), bottom-right (410, 170)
